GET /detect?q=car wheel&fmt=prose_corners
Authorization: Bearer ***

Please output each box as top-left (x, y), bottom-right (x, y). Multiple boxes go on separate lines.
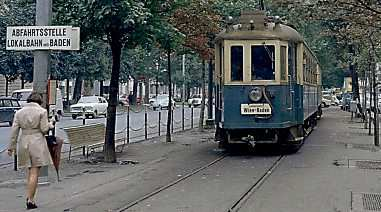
top-left (72, 114), bottom-right (77, 120)
top-left (153, 107), bottom-right (157, 111)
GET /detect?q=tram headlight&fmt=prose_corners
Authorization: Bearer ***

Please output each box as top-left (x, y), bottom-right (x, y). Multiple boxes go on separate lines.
top-left (249, 87), bottom-right (263, 102)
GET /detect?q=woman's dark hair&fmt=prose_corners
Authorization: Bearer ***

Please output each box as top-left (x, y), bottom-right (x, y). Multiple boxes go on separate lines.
top-left (27, 92), bottom-right (43, 105)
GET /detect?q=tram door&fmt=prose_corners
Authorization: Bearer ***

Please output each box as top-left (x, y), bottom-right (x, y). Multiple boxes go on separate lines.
top-left (288, 43), bottom-right (298, 120)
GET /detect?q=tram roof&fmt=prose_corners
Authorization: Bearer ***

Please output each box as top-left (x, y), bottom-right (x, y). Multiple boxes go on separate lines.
top-left (216, 23), bottom-right (304, 43)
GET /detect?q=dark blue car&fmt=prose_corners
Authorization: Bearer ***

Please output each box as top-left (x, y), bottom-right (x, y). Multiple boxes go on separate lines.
top-left (0, 97), bottom-right (21, 126)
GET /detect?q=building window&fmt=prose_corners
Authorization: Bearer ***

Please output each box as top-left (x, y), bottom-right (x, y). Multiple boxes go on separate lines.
top-left (251, 45), bottom-right (275, 80)
top-left (231, 46), bottom-right (243, 81)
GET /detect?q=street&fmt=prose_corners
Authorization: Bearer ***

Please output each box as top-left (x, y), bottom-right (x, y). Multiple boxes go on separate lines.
top-left (2, 107), bottom-right (381, 212)
top-left (0, 106), bottom-right (202, 165)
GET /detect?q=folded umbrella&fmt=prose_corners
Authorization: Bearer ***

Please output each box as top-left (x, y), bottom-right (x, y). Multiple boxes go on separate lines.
top-left (46, 135), bottom-right (63, 181)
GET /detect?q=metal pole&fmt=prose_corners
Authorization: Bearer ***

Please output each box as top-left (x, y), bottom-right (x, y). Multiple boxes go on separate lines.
top-left (191, 106), bottom-right (194, 129)
top-left (13, 154), bottom-right (17, 171)
top-left (145, 106), bottom-right (148, 140)
top-left (127, 105), bottom-right (130, 144)
top-left (82, 108), bottom-right (86, 156)
top-left (171, 107), bottom-right (174, 133)
top-left (158, 110), bottom-right (161, 136)
top-left (182, 102), bottom-right (185, 131)
top-left (182, 54), bottom-right (186, 101)
top-left (34, 0), bottom-right (52, 184)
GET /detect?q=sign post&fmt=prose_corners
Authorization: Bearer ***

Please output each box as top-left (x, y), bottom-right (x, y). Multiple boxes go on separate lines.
top-left (5, 0), bottom-right (80, 183)
top-left (34, 0), bottom-right (52, 185)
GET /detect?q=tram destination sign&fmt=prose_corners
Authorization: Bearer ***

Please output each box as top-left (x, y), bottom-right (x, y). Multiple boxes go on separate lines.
top-left (6, 26), bottom-right (80, 51)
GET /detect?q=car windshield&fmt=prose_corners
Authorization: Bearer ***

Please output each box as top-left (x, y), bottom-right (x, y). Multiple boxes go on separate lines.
top-left (78, 96), bottom-right (98, 103)
top-left (12, 91), bottom-right (32, 101)
top-left (156, 95), bottom-right (168, 100)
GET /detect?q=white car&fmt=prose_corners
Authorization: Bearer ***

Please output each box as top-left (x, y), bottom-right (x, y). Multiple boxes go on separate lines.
top-left (70, 96), bottom-right (108, 119)
top-left (188, 94), bottom-right (204, 107)
top-left (321, 95), bottom-right (331, 108)
top-left (151, 95), bottom-right (175, 110)
top-left (11, 88), bottom-right (64, 119)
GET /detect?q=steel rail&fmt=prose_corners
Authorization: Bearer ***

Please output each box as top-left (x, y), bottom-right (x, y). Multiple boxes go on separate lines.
top-left (117, 154), bottom-right (227, 212)
top-left (227, 155), bottom-right (285, 212)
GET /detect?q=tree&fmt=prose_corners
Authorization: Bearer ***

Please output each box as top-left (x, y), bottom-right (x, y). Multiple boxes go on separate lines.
top-left (55, 0), bottom-right (181, 162)
top-left (171, 0), bottom-right (220, 130)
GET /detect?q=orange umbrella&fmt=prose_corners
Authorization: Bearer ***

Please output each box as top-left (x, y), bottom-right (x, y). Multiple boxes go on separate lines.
top-left (46, 135), bottom-right (63, 181)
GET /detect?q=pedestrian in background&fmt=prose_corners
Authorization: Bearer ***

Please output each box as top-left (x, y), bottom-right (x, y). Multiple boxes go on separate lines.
top-left (7, 92), bottom-right (55, 210)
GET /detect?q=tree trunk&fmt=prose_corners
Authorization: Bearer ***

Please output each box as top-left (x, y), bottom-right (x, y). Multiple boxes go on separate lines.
top-left (369, 66), bottom-right (373, 135)
top-left (100, 80), bottom-right (104, 96)
top-left (199, 60), bottom-right (207, 130)
top-left (104, 28), bottom-right (122, 163)
top-left (207, 59), bottom-right (214, 120)
top-left (83, 80), bottom-right (93, 96)
top-left (138, 81), bottom-right (143, 103)
top-left (372, 62), bottom-right (379, 146)
top-left (132, 77), bottom-right (138, 105)
top-left (73, 75), bottom-right (82, 103)
top-left (66, 78), bottom-right (70, 109)
top-left (21, 74), bottom-right (25, 89)
top-left (166, 47), bottom-right (172, 143)
top-left (144, 78), bottom-right (150, 104)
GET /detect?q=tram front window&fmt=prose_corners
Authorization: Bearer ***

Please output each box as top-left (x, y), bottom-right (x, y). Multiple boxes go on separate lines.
top-left (231, 46), bottom-right (243, 81)
top-left (251, 45), bottom-right (275, 80)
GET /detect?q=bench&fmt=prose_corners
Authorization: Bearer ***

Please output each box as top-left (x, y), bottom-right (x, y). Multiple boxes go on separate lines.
top-left (63, 123), bottom-right (106, 160)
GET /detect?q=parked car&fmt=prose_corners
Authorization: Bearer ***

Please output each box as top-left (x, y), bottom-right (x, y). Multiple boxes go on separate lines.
top-left (0, 97), bottom-right (21, 126)
top-left (70, 96), bottom-right (108, 119)
top-left (321, 95), bottom-right (331, 108)
top-left (11, 88), bottom-right (64, 118)
top-left (330, 95), bottom-right (340, 106)
top-left (341, 93), bottom-right (353, 111)
top-left (188, 94), bottom-right (203, 107)
top-left (119, 94), bottom-right (129, 106)
top-left (150, 94), bottom-right (175, 110)
top-left (11, 89), bottom-right (32, 107)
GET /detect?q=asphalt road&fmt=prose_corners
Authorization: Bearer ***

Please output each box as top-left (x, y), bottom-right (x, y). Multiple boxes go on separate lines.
top-left (0, 106), bottom-right (202, 164)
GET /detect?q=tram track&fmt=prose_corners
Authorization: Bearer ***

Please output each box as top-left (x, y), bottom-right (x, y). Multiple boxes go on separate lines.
top-left (116, 150), bottom-right (286, 212)
top-left (227, 155), bottom-right (285, 212)
top-left (117, 154), bottom-right (228, 212)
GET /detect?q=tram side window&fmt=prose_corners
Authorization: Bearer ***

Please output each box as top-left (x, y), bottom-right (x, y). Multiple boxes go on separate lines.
top-left (231, 46), bottom-right (244, 81)
top-left (251, 45), bottom-right (275, 80)
top-left (288, 44), bottom-right (297, 82)
top-left (280, 46), bottom-right (287, 81)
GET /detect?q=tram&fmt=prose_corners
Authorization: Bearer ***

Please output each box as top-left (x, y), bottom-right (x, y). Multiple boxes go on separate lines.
top-left (214, 10), bottom-right (322, 152)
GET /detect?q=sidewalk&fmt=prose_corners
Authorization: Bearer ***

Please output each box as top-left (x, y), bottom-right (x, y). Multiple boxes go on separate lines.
top-left (245, 107), bottom-right (381, 212)
top-left (0, 128), bottom-right (218, 212)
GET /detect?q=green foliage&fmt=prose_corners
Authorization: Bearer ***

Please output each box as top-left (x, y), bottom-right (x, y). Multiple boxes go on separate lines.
top-left (0, 0), bottom-right (35, 83)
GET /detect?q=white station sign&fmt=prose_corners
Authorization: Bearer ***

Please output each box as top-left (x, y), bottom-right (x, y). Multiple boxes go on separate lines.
top-left (6, 26), bottom-right (80, 51)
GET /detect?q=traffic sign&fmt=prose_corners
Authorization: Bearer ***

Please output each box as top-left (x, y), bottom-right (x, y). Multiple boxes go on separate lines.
top-left (6, 26), bottom-right (80, 51)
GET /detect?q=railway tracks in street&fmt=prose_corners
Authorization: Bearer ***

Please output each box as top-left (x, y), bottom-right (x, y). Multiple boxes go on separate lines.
top-left (116, 148), bottom-right (286, 212)
top-left (227, 155), bottom-right (285, 212)
top-left (117, 154), bottom-right (228, 212)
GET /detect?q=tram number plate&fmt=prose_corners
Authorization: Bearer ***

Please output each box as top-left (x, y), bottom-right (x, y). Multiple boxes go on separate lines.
top-left (241, 104), bottom-right (271, 115)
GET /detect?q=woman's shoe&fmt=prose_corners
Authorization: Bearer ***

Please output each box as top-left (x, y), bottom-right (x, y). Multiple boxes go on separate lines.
top-left (26, 199), bottom-right (38, 210)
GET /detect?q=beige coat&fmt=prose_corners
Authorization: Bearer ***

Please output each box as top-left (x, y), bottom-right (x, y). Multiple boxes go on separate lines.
top-left (8, 102), bottom-right (54, 168)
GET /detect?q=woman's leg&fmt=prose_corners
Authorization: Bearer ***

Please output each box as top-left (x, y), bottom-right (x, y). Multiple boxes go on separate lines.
top-left (27, 167), bottom-right (40, 202)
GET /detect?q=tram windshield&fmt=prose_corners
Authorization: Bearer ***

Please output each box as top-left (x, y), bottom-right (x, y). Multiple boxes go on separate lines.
top-left (231, 46), bottom-right (244, 81)
top-left (251, 45), bottom-right (275, 80)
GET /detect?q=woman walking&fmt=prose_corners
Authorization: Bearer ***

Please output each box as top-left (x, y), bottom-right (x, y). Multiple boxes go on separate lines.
top-left (7, 92), bottom-right (55, 210)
